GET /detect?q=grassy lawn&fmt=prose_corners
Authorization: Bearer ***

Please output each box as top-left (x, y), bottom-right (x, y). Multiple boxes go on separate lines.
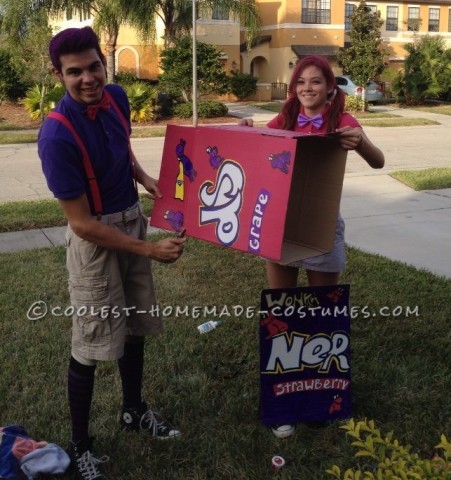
top-left (0, 234), bottom-right (450, 479)
top-left (0, 126), bottom-right (168, 145)
top-left (0, 195), bottom-right (153, 233)
top-left (253, 102), bottom-right (439, 127)
top-left (0, 132), bottom-right (41, 144)
top-left (1, 101), bottom-right (448, 145)
top-left (0, 198), bottom-right (66, 232)
top-left (413, 104), bottom-right (451, 116)
top-left (390, 167), bottom-right (451, 191)
top-left (358, 117), bottom-right (439, 127)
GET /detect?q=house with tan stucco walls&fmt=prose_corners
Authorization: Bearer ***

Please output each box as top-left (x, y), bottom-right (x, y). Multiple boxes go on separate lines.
top-left (51, 0), bottom-right (451, 101)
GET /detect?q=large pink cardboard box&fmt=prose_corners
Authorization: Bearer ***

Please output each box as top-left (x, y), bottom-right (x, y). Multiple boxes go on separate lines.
top-left (150, 124), bottom-right (348, 264)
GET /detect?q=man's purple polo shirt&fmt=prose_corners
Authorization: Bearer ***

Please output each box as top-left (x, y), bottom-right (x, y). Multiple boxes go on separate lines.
top-left (38, 84), bottom-right (138, 215)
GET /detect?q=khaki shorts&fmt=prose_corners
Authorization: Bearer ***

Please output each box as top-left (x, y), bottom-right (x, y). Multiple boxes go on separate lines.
top-left (66, 202), bottom-right (163, 361)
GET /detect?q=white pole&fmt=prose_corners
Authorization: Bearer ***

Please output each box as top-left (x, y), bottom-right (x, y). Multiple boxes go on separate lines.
top-left (192, 0), bottom-right (198, 127)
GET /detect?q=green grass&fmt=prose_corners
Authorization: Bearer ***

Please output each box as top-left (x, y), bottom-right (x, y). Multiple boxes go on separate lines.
top-left (254, 102), bottom-right (282, 113)
top-left (0, 127), bottom-right (169, 145)
top-left (358, 117), bottom-right (439, 127)
top-left (131, 126), bottom-right (167, 138)
top-left (0, 132), bottom-right (40, 144)
top-left (0, 102), bottom-right (448, 145)
top-left (0, 121), bottom-right (38, 131)
top-left (0, 237), bottom-right (450, 479)
top-left (0, 199), bottom-right (66, 232)
top-left (390, 167), bottom-right (451, 191)
top-left (413, 104), bottom-right (451, 116)
top-left (252, 102), bottom-right (440, 127)
top-left (0, 195), bottom-right (153, 233)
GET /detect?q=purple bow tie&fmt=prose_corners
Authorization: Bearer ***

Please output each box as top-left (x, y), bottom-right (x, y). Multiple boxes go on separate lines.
top-left (298, 113), bottom-right (323, 129)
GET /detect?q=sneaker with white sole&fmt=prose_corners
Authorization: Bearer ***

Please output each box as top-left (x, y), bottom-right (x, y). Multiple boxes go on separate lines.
top-left (120, 401), bottom-right (181, 439)
top-left (67, 437), bottom-right (109, 480)
top-left (271, 424), bottom-right (295, 439)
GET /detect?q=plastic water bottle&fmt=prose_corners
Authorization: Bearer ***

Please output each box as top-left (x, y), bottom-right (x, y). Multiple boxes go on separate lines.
top-left (197, 320), bottom-right (221, 334)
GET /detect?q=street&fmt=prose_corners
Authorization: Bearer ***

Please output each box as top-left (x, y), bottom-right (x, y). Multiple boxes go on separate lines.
top-left (1, 114), bottom-right (451, 277)
top-left (1, 120), bottom-right (451, 203)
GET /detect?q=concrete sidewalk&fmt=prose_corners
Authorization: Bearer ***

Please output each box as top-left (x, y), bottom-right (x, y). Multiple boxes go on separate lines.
top-left (1, 103), bottom-right (451, 279)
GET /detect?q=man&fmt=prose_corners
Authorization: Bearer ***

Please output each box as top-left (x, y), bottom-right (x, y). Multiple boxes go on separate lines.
top-left (38, 27), bottom-right (185, 480)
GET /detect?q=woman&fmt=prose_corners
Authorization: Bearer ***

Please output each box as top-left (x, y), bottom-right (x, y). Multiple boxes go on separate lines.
top-left (242, 55), bottom-right (384, 438)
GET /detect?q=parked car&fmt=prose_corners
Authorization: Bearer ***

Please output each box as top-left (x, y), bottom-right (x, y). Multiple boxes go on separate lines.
top-left (335, 75), bottom-right (384, 103)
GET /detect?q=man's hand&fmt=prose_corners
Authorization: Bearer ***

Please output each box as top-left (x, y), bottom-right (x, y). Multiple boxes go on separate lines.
top-left (148, 236), bottom-right (186, 263)
top-left (143, 176), bottom-right (162, 199)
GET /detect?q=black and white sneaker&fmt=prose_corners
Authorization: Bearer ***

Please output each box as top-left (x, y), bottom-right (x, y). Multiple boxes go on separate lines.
top-left (67, 437), bottom-right (109, 480)
top-left (120, 401), bottom-right (181, 439)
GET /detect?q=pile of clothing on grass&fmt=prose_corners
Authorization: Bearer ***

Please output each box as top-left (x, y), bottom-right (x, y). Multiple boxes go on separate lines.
top-left (0, 425), bottom-right (70, 479)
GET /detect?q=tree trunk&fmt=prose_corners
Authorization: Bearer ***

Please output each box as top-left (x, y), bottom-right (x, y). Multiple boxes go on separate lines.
top-left (361, 87), bottom-right (366, 112)
top-left (104, 27), bottom-right (119, 83)
top-left (40, 84), bottom-right (47, 123)
top-left (181, 89), bottom-right (190, 102)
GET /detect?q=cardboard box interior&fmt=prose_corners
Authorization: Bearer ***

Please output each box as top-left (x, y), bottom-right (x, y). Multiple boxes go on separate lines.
top-left (280, 136), bottom-right (348, 264)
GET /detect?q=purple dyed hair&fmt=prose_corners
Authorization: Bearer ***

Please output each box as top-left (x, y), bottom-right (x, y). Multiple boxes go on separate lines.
top-left (280, 55), bottom-right (345, 132)
top-left (49, 27), bottom-right (106, 72)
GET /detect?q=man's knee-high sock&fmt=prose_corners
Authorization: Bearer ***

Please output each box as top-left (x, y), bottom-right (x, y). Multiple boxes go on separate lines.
top-left (117, 341), bottom-right (145, 409)
top-left (68, 356), bottom-right (96, 443)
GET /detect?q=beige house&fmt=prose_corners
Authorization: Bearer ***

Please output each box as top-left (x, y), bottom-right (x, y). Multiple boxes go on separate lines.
top-left (52, 0), bottom-right (451, 100)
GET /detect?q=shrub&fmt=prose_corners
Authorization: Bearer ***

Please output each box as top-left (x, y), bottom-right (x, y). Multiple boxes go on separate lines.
top-left (22, 83), bottom-right (66, 120)
top-left (124, 82), bottom-right (156, 123)
top-left (155, 92), bottom-right (174, 117)
top-left (173, 101), bottom-right (228, 119)
top-left (0, 50), bottom-right (30, 103)
top-left (173, 103), bottom-right (193, 118)
top-left (326, 418), bottom-right (451, 480)
top-left (229, 72), bottom-right (258, 100)
top-left (159, 37), bottom-right (229, 102)
top-left (198, 101), bottom-right (228, 118)
top-left (114, 71), bottom-right (140, 87)
top-left (345, 94), bottom-right (368, 112)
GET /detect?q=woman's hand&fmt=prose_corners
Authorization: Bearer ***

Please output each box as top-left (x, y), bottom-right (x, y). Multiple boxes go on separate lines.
top-left (335, 126), bottom-right (385, 169)
top-left (335, 126), bottom-right (363, 150)
top-left (239, 117), bottom-right (254, 127)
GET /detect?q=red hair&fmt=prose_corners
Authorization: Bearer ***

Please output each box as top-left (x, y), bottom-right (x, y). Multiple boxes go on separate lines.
top-left (280, 55), bottom-right (345, 132)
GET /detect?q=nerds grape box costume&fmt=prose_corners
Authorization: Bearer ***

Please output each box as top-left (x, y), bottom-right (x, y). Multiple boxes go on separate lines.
top-left (151, 125), bottom-right (348, 264)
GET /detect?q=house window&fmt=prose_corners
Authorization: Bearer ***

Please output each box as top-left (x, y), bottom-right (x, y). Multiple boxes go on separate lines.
top-left (212, 2), bottom-right (229, 20)
top-left (408, 7), bottom-right (420, 31)
top-left (367, 5), bottom-right (377, 15)
top-left (302, 0), bottom-right (331, 24)
top-left (428, 8), bottom-right (440, 32)
top-left (345, 3), bottom-right (356, 31)
top-left (386, 6), bottom-right (398, 31)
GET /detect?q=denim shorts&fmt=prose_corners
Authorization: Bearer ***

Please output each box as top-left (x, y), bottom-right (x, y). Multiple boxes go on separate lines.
top-left (66, 202), bottom-right (163, 361)
top-left (288, 214), bottom-right (346, 272)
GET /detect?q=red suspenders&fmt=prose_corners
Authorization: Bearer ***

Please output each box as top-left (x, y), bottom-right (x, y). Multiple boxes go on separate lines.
top-left (47, 90), bottom-right (137, 217)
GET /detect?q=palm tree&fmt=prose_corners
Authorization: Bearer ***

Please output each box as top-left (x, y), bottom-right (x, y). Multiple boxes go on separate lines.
top-left (125, 0), bottom-right (261, 48)
top-left (0, 0), bottom-right (260, 81)
top-left (90, 0), bottom-right (134, 82)
top-left (0, 0), bottom-right (135, 82)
